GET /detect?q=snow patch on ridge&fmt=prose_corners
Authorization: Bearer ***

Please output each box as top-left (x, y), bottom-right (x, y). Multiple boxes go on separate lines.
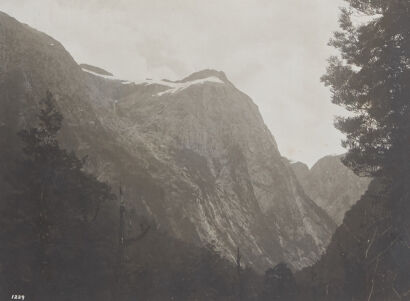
top-left (81, 68), bottom-right (224, 92)
top-left (154, 77), bottom-right (224, 96)
top-left (82, 68), bottom-right (132, 84)
top-left (82, 68), bottom-right (114, 79)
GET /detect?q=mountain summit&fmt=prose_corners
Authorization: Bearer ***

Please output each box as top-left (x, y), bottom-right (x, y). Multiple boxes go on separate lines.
top-left (84, 64), bottom-right (337, 270)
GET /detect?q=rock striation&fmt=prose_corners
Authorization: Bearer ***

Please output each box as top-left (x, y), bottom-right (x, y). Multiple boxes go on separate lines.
top-left (0, 11), bottom-right (335, 271)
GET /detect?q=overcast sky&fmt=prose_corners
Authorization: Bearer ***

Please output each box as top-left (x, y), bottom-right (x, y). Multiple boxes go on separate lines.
top-left (1, 0), bottom-right (348, 166)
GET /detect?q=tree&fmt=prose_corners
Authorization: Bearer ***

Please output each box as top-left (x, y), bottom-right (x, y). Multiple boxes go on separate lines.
top-left (321, 2), bottom-right (410, 300)
top-left (260, 263), bottom-right (297, 301)
top-left (1, 91), bottom-right (115, 300)
top-left (321, 0), bottom-right (410, 178)
top-left (111, 185), bottom-right (150, 301)
top-left (236, 247), bottom-right (242, 301)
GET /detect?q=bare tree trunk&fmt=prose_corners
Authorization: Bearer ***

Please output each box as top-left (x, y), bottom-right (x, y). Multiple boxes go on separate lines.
top-left (112, 186), bottom-right (125, 301)
top-left (111, 185), bottom-right (150, 301)
top-left (236, 246), bottom-right (242, 301)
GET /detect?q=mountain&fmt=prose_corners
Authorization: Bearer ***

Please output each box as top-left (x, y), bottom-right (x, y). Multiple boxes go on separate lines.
top-left (0, 11), bottom-right (335, 271)
top-left (295, 177), bottom-right (410, 301)
top-left (291, 155), bottom-right (371, 225)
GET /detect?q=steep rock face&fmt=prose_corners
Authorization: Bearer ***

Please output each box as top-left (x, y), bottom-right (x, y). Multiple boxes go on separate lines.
top-left (292, 155), bottom-right (371, 225)
top-left (83, 69), bottom-right (336, 270)
top-left (296, 178), bottom-right (410, 301)
top-left (0, 12), bottom-right (335, 271)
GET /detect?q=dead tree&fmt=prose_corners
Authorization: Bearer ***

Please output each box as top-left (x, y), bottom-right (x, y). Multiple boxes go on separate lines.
top-left (112, 185), bottom-right (150, 301)
top-left (236, 246), bottom-right (242, 301)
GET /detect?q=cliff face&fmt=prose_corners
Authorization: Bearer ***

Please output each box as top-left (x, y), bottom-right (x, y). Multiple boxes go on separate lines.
top-left (292, 155), bottom-right (371, 225)
top-left (296, 178), bottom-right (410, 301)
top-left (105, 69), bottom-right (336, 270)
top-left (0, 11), bottom-right (335, 271)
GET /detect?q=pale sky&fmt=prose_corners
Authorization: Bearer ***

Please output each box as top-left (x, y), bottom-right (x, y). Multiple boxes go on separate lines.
top-left (1, 0), bottom-right (348, 166)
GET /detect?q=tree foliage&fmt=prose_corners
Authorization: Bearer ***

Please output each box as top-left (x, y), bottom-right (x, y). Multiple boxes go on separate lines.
top-left (322, 0), bottom-right (410, 177)
top-left (298, 1), bottom-right (410, 300)
top-left (0, 91), bottom-right (115, 300)
top-left (260, 263), bottom-right (297, 301)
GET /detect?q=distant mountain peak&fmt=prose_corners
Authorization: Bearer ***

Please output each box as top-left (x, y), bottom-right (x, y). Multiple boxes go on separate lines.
top-left (292, 154), bottom-right (370, 225)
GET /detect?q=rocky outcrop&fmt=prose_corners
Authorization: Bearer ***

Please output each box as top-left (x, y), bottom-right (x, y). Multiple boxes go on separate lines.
top-left (0, 11), bottom-right (335, 271)
top-left (292, 155), bottom-right (371, 225)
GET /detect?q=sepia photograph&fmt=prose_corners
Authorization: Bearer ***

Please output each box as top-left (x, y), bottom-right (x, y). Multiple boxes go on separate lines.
top-left (0, 0), bottom-right (409, 300)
